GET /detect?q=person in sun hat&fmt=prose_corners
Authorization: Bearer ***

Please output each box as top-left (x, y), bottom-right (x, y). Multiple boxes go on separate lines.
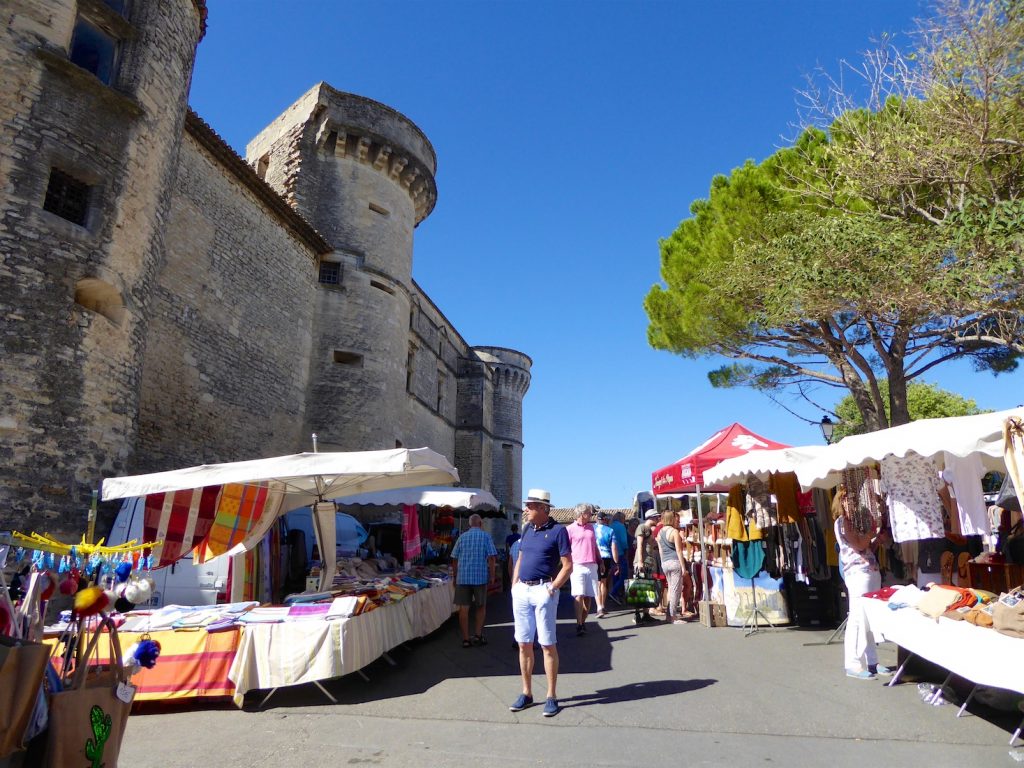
top-left (509, 488), bottom-right (572, 718)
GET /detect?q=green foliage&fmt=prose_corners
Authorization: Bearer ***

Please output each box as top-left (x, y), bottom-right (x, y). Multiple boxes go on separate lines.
top-left (645, 0), bottom-right (1024, 429)
top-left (832, 380), bottom-right (986, 439)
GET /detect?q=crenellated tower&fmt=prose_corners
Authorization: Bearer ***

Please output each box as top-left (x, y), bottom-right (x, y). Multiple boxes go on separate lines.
top-left (245, 83), bottom-right (438, 453)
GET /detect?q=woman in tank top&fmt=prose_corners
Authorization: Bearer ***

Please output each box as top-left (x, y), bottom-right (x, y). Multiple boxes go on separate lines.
top-left (657, 510), bottom-right (689, 624)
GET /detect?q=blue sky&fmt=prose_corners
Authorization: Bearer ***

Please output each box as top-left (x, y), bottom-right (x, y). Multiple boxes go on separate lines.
top-left (189, 0), bottom-right (1022, 510)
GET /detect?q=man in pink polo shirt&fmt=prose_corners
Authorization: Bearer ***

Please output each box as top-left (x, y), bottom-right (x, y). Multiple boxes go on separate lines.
top-left (566, 502), bottom-right (601, 636)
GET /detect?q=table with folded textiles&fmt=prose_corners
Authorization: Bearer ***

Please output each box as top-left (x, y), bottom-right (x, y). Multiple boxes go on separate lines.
top-left (45, 626), bottom-right (242, 703)
top-left (860, 598), bottom-right (1024, 694)
top-left (228, 580), bottom-right (454, 706)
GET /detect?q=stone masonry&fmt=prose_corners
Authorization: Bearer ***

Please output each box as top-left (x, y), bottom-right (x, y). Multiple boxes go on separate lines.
top-left (0, 2), bottom-right (529, 540)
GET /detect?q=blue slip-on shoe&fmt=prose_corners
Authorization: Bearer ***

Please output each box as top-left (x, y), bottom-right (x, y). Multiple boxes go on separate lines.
top-left (845, 669), bottom-right (876, 680)
top-left (870, 664), bottom-right (894, 675)
top-left (509, 694), bottom-right (533, 712)
top-left (542, 698), bottom-right (560, 717)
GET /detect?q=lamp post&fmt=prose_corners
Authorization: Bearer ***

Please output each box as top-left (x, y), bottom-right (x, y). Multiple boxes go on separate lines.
top-left (819, 415), bottom-right (835, 444)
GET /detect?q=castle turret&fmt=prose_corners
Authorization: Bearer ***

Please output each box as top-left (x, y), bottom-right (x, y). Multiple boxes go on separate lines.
top-left (0, 0), bottom-right (205, 536)
top-left (470, 347), bottom-right (531, 511)
top-left (246, 84), bottom-right (438, 452)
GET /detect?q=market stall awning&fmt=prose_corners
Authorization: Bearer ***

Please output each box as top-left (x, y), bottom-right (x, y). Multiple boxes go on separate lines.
top-left (702, 445), bottom-right (829, 487)
top-left (334, 486), bottom-right (500, 515)
top-left (651, 423), bottom-right (790, 493)
top-left (100, 448), bottom-right (460, 585)
top-left (795, 407), bottom-right (1024, 490)
top-left (101, 448), bottom-right (459, 505)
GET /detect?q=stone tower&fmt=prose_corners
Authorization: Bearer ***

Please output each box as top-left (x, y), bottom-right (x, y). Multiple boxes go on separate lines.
top-left (476, 347), bottom-right (531, 511)
top-left (245, 83), bottom-right (438, 453)
top-left (0, 0), bottom-right (205, 536)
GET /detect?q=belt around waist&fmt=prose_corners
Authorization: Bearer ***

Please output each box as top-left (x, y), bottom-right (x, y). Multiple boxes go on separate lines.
top-left (521, 579), bottom-right (551, 586)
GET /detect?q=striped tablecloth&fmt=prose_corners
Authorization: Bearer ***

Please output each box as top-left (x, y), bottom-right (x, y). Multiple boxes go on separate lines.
top-left (228, 581), bottom-right (454, 705)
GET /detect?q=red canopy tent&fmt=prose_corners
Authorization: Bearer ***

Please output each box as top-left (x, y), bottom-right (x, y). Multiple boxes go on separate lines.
top-left (651, 423), bottom-right (789, 596)
top-left (651, 422), bottom-right (789, 494)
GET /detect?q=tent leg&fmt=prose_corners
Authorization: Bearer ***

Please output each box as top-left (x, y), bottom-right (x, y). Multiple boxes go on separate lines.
top-left (313, 680), bottom-right (338, 704)
top-left (802, 616), bottom-right (847, 647)
top-left (258, 688), bottom-right (278, 710)
top-left (357, 669), bottom-right (370, 682)
top-left (957, 684), bottom-right (978, 718)
top-left (888, 653), bottom-right (914, 687)
top-left (381, 652), bottom-right (397, 666)
top-left (695, 484), bottom-right (709, 600)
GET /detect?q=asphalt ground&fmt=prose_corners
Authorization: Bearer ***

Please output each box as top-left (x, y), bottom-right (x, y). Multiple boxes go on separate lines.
top-left (117, 592), bottom-right (1022, 767)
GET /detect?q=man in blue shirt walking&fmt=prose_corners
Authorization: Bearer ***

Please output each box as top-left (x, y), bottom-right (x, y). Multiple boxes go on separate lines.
top-left (450, 513), bottom-right (498, 648)
top-left (509, 488), bottom-right (573, 717)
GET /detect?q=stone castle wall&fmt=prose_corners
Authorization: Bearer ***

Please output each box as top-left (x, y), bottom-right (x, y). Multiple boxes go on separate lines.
top-left (0, 0), bottom-right (203, 536)
top-left (0, 4), bottom-right (529, 540)
top-left (132, 127), bottom-right (320, 473)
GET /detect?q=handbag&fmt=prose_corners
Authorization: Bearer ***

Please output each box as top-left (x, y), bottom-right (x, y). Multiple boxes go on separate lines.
top-left (993, 588), bottom-right (1024, 639)
top-left (44, 617), bottom-right (133, 768)
top-left (625, 572), bottom-right (662, 607)
top-left (0, 635), bottom-right (50, 758)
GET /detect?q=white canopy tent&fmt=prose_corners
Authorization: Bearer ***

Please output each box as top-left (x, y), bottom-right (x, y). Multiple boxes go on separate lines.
top-left (334, 486), bottom-right (499, 515)
top-left (101, 448), bottom-right (460, 589)
top-left (795, 407), bottom-right (1024, 490)
top-left (702, 445), bottom-right (830, 488)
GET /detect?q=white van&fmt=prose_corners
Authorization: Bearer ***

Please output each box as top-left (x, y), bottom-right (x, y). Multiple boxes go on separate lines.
top-left (107, 497), bottom-right (230, 607)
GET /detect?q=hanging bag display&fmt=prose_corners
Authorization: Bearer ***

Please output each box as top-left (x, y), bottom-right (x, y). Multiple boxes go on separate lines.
top-left (0, 635), bottom-right (50, 759)
top-left (44, 616), bottom-right (133, 768)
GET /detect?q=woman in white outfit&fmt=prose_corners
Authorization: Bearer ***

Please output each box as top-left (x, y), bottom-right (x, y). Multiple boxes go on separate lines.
top-left (833, 488), bottom-right (891, 680)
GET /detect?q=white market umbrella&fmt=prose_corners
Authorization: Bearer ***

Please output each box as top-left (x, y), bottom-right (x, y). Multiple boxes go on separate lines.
top-left (101, 448), bottom-right (459, 589)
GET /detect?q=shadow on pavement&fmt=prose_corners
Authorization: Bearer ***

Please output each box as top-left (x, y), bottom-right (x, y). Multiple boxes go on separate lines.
top-left (247, 591), bottom-right (643, 709)
top-left (559, 678), bottom-right (716, 709)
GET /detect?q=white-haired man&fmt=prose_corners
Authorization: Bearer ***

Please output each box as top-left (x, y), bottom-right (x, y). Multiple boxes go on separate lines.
top-left (450, 513), bottom-right (497, 648)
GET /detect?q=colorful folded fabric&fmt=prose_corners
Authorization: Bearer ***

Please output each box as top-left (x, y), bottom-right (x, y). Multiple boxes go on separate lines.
top-left (144, 486), bottom-right (220, 567)
top-left (196, 484), bottom-right (277, 563)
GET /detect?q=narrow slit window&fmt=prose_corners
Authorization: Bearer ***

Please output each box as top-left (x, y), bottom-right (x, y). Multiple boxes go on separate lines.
top-left (368, 202), bottom-right (389, 216)
top-left (437, 371), bottom-right (447, 411)
top-left (43, 169), bottom-right (91, 226)
top-left (333, 350), bottom-right (363, 366)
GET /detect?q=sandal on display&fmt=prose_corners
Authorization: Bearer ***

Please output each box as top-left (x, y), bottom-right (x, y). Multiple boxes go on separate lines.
top-left (462, 639), bottom-right (472, 649)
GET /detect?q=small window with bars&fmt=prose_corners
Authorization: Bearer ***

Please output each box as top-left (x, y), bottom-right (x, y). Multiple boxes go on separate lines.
top-left (43, 169), bottom-right (91, 226)
top-left (318, 261), bottom-right (341, 285)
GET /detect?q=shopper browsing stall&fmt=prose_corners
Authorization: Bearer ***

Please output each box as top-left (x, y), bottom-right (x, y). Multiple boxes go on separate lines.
top-left (450, 513), bottom-right (498, 648)
top-left (833, 487), bottom-right (891, 680)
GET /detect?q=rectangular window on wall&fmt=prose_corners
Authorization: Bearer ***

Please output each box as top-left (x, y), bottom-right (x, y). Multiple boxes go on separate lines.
top-left (69, 18), bottom-right (118, 84)
top-left (43, 169), bottom-right (91, 226)
top-left (318, 261), bottom-right (341, 285)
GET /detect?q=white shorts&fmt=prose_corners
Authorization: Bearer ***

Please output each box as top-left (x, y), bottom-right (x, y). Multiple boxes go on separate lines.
top-left (569, 562), bottom-right (598, 598)
top-left (511, 581), bottom-right (559, 646)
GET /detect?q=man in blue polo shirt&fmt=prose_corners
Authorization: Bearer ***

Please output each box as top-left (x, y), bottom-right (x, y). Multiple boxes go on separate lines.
top-left (509, 488), bottom-right (572, 718)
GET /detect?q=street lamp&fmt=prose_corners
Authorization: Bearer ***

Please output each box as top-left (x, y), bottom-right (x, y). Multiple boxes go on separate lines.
top-left (819, 415), bottom-right (835, 444)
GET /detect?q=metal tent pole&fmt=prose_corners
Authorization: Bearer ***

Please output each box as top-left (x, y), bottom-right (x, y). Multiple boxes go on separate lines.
top-left (696, 483), bottom-right (709, 600)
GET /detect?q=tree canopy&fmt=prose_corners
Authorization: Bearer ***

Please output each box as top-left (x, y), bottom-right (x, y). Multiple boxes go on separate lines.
top-left (646, 0), bottom-right (1023, 431)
